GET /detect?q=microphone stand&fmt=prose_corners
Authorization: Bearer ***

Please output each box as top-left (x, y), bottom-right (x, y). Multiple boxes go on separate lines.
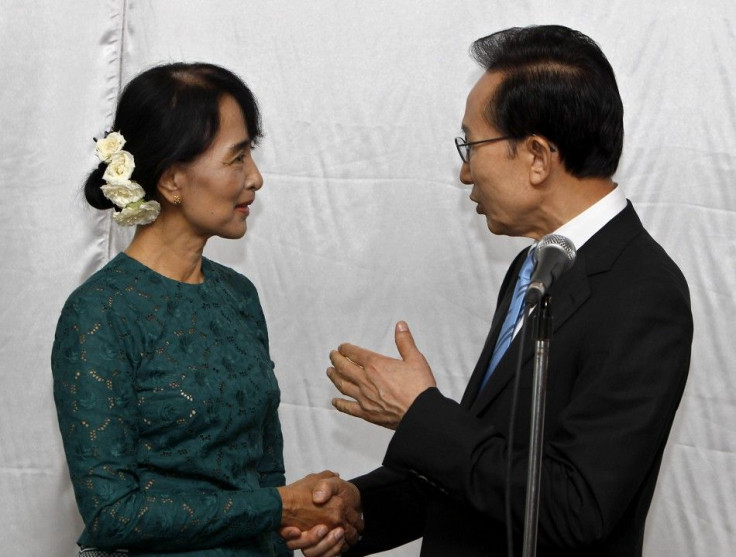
top-left (522, 295), bottom-right (553, 557)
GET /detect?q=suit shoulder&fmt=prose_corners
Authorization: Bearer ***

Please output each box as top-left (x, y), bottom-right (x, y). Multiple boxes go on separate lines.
top-left (622, 228), bottom-right (690, 294)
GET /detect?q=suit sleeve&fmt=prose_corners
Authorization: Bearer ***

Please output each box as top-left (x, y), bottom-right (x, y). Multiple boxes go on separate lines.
top-left (344, 467), bottom-right (428, 556)
top-left (383, 250), bottom-right (693, 549)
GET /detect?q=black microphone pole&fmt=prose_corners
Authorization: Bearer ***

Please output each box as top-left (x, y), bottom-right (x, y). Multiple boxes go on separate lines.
top-left (522, 295), bottom-right (553, 557)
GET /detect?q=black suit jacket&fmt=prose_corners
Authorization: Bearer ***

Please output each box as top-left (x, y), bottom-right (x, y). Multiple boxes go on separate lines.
top-left (348, 203), bottom-right (693, 556)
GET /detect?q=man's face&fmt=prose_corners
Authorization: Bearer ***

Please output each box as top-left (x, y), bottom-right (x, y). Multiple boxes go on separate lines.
top-left (459, 71), bottom-right (543, 238)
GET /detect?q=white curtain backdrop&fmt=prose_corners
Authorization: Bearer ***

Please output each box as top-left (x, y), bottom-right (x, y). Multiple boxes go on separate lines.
top-left (1, 1), bottom-right (734, 555)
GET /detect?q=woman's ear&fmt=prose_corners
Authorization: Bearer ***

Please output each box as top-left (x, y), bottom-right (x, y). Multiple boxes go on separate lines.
top-left (526, 135), bottom-right (556, 186)
top-left (157, 165), bottom-right (183, 205)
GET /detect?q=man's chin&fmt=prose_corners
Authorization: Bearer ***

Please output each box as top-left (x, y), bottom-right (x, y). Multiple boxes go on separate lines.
top-left (485, 216), bottom-right (502, 235)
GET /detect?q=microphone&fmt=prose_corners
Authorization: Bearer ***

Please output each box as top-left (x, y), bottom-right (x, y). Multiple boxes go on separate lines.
top-left (525, 234), bottom-right (576, 304)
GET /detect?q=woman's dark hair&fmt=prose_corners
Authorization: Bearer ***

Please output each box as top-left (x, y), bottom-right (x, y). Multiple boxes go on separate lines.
top-left (471, 25), bottom-right (624, 178)
top-left (84, 62), bottom-right (262, 210)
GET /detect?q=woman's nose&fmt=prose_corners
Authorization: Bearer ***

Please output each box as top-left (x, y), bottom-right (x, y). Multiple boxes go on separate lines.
top-left (246, 160), bottom-right (264, 191)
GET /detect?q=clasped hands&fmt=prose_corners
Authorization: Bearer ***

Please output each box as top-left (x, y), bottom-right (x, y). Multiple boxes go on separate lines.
top-left (280, 321), bottom-right (436, 555)
top-left (278, 471), bottom-right (362, 556)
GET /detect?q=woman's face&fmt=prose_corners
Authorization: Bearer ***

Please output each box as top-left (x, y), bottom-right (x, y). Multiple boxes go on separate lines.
top-left (174, 94), bottom-right (263, 240)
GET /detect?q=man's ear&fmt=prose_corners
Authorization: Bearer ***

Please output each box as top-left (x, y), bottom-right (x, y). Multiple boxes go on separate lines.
top-left (526, 135), bottom-right (556, 186)
top-left (157, 165), bottom-right (183, 205)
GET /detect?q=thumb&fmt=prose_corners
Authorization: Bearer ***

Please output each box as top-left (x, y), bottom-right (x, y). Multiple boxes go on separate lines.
top-left (395, 321), bottom-right (418, 361)
top-left (313, 479), bottom-right (338, 504)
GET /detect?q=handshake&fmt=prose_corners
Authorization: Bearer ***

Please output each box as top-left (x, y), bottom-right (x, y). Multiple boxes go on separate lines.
top-left (274, 322), bottom-right (434, 555)
top-left (277, 471), bottom-right (363, 556)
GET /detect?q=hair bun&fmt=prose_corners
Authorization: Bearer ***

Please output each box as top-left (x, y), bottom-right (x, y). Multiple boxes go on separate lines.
top-left (83, 163), bottom-right (115, 210)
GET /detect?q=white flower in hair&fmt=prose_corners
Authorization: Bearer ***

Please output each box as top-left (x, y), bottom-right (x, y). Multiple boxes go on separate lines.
top-left (95, 130), bottom-right (161, 226)
top-left (102, 150), bottom-right (135, 186)
top-left (100, 181), bottom-right (146, 209)
top-left (113, 200), bottom-right (162, 226)
top-left (95, 131), bottom-right (126, 162)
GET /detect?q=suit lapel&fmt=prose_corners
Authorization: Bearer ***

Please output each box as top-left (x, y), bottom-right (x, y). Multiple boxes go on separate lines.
top-left (465, 202), bottom-right (644, 414)
top-left (468, 257), bottom-right (591, 412)
top-left (461, 249), bottom-right (529, 408)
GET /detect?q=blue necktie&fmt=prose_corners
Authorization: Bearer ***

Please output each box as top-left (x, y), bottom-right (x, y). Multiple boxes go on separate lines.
top-left (479, 249), bottom-right (535, 391)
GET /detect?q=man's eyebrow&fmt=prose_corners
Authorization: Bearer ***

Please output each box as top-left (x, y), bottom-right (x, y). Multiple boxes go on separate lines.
top-left (461, 124), bottom-right (469, 135)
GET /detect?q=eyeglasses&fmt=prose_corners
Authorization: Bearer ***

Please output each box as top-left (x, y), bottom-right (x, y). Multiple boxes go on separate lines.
top-left (454, 135), bottom-right (557, 162)
top-left (454, 135), bottom-right (511, 163)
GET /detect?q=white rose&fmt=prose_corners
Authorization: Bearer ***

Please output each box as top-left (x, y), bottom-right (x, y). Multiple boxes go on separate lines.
top-left (100, 180), bottom-right (146, 208)
top-left (113, 200), bottom-right (161, 226)
top-left (102, 150), bottom-right (135, 186)
top-left (95, 132), bottom-right (126, 162)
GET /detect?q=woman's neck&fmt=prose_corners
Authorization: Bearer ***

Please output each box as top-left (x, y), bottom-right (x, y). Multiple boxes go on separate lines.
top-left (124, 219), bottom-right (208, 284)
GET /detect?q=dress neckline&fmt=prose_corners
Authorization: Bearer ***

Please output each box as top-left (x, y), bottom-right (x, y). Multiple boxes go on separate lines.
top-left (116, 251), bottom-right (211, 288)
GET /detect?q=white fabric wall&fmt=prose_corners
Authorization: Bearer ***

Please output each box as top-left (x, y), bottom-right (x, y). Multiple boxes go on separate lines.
top-left (1, 1), bottom-right (734, 555)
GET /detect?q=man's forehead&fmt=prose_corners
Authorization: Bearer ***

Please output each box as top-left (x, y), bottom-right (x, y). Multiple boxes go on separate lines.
top-left (469, 71), bottom-right (502, 102)
top-left (462, 71), bottom-right (502, 131)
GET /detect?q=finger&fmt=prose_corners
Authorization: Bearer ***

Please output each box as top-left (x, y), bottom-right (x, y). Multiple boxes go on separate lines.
top-left (326, 366), bottom-right (363, 401)
top-left (336, 342), bottom-right (380, 368)
top-left (329, 349), bottom-right (365, 378)
top-left (342, 512), bottom-right (364, 546)
top-left (314, 469), bottom-right (338, 479)
top-left (331, 397), bottom-right (366, 420)
top-left (283, 525), bottom-right (328, 550)
top-left (279, 526), bottom-right (303, 540)
top-left (342, 522), bottom-right (359, 548)
top-left (394, 320), bottom-right (418, 361)
top-left (343, 501), bottom-right (364, 545)
top-left (345, 504), bottom-right (365, 535)
top-left (302, 527), bottom-right (346, 557)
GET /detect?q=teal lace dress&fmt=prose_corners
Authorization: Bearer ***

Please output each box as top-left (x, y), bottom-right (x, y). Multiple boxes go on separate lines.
top-left (51, 253), bottom-right (291, 556)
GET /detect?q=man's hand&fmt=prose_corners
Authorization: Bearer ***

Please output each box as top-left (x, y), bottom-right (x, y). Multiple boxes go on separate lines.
top-left (327, 321), bottom-right (436, 430)
top-left (280, 475), bottom-right (363, 556)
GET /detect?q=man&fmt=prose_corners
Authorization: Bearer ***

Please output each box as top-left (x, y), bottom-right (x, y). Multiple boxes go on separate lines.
top-left (286, 24), bottom-right (693, 556)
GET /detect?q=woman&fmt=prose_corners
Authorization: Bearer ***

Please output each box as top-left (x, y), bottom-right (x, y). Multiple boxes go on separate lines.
top-left (51, 63), bottom-right (359, 557)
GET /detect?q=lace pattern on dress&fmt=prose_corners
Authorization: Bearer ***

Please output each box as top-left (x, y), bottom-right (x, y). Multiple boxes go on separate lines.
top-left (78, 549), bottom-right (128, 557)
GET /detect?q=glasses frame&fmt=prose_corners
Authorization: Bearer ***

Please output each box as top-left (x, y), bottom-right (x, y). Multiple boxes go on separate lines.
top-left (455, 134), bottom-right (557, 163)
top-left (454, 135), bottom-right (512, 163)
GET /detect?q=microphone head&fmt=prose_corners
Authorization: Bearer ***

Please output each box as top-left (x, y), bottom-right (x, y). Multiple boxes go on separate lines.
top-left (526, 234), bottom-right (577, 304)
top-left (533, 233), bottom-right (577, 272)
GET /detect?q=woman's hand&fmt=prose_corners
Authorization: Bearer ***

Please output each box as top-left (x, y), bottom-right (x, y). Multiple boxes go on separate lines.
top-left (281, 525), bottom-right (348, 557)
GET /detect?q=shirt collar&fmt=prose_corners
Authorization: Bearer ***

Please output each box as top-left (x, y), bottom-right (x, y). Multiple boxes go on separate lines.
top-left (551, 184), bottom-right (627, 251)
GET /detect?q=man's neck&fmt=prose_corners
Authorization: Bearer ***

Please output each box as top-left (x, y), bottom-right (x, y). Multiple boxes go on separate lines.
top-left (537, 176), bottom-right (616, 236)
